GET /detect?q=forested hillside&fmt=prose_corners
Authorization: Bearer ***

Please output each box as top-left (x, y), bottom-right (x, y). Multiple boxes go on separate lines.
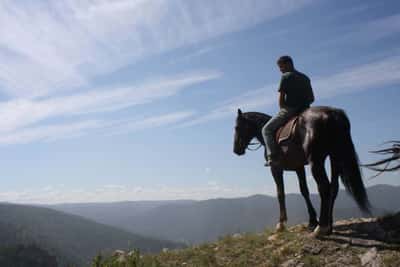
top-left (0, 203), bottom-right (183, 267)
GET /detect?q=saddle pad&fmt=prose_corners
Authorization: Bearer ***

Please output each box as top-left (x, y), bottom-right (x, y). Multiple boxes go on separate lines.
top-left (276, 116), bottom-right (298, 144)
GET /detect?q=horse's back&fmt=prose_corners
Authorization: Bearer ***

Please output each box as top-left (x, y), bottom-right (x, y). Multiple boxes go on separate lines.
top-left (279, 106), bottom-right (348, 170)
top-left (300, 106), bottom-right (347, 121)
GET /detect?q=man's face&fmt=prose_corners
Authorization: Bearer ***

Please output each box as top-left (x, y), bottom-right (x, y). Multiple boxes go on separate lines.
top-left (278, 62), bottom-right (291, 73)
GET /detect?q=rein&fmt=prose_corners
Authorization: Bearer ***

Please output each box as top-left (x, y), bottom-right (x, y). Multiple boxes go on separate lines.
top-left (246, 141), bottom-right (263, 151)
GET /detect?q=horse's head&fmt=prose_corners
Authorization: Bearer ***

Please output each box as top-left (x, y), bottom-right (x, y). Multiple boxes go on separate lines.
top-left (233, 109), bottom-right (258, 156)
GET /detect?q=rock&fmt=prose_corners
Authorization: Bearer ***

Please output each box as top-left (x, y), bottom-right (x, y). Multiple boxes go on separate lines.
top-left (327, 253), bottom-right (355, 266)
top-left (268, 234), bottom-right (278, 242)
top-left (359, 247), bottom-right (382, 267)
top-left (341, 243), bottom-right (350, 249)
top-left (232, 233), bottom-right (242, 238)
top-left (112, 250), bottom-right (125, 257)
top-left (127, 250), bottom-right (136, 257)
top-left (116, 255), bottom-right (126, 263)
top-left (302, 244), bottom-right (323, 255)
top-left (281, 259), bottom-right (301, 267)
top-left (268, 233), bottom-right (279, 242)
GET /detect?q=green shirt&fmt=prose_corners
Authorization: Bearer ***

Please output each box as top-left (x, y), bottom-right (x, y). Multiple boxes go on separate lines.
top-left (278, 70), bottom-right (314, 110)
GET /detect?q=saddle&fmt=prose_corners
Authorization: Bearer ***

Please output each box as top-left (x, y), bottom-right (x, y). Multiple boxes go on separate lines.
top-left (273, 114), bottom-right (307, 170)
top-left (276, 116), bottom-right (299, 144)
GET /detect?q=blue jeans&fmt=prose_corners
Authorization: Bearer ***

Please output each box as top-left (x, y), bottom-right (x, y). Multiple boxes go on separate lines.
top-left (262, 108), bottom-right (297, 159)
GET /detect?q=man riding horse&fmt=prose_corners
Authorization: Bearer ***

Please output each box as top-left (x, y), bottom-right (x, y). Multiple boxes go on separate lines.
top-left (263, 55), bottom-right (314, 166)
top-left (233, 56), bottom-right (370, 236)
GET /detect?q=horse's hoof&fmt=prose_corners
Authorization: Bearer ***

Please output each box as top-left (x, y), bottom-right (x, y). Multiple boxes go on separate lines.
top-left (310, 225), bottom-right (331, 238)
top-left (276, 222), bottom-right (286, 232)
top-left (326, 225), bottom-right (333, 235)
top-left (307, 222), bottom-right (319, 232)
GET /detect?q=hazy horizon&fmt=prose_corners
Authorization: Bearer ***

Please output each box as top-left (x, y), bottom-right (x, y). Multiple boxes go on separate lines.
top-left (0, 183), bottom-right (392, 205)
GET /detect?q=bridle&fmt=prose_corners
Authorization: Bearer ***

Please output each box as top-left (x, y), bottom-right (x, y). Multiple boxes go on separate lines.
top-left (236, 115), bottom-right (264, 152)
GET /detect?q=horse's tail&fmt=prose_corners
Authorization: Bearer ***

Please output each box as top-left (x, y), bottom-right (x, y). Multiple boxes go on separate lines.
top-left (329, 109), bottom-right (371, 215)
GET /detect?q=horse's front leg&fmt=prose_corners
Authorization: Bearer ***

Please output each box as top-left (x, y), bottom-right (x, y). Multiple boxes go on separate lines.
top-left (271, 166), bottom-right (287, 232)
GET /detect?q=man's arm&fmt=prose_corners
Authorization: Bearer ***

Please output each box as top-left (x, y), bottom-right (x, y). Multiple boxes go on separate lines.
top-left (279, 91), bottom-right (286, 109)
top-left (278, 75), bottom-right (287, 109)
top-left (308, 80), bottom-right (315, 104)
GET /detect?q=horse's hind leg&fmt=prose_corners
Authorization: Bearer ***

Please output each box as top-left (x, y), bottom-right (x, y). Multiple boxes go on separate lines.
top-left (271, 166), bottom-right (287, 232)
top-left (310, 160), bottom-right (332, 237)
top-left (328, 158), bottom-right (340, 232)
top-left (295, 167), bottom-right (318, 231)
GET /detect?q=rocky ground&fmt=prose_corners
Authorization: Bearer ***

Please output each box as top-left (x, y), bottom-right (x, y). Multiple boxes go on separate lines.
top-left (95, 213), bottom-right (400, 267)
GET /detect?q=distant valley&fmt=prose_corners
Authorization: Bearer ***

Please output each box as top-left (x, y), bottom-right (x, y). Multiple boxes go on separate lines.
top-left (48, 184), bottom-right (400, 245)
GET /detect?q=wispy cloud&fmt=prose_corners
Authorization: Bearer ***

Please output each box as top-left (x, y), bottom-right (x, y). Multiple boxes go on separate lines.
top-left (106, 111), bottom-right (195, 136)
top-left (324, 13), bottom-right (400, 48)
top-left (0, 0), bottom-right (312, 98)
top-left (0, 120), bottom-right (105, 145)
top-left (313, 56), bottom-right (400, 98)
top-left (361, 13), bottom-right (400, 41)
top-left (0, 0), bottom-right (312, 145)
top-left (0, 110), bottom-right (194, 145)
top-left (178, 86), bottom-right (277, 127)
top-left (182, 56), bottom-right (400, 126)
top-left (0, 69), bottom-right (216, 145)
top-left (0, 70), bottom-right (218, 137)
top-left (168, 43), bottom-right (229, 65)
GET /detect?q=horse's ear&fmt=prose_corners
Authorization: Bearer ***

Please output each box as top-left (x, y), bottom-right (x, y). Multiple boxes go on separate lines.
top-left (238, 109), bottom-right (243, 117)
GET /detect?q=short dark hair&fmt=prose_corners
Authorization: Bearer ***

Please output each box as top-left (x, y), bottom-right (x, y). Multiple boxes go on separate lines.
top-left (277, 55), bottom-right (293, 66)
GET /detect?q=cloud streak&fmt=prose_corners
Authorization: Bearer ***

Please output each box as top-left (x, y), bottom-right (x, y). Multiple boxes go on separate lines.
top-left (313, 56), bottom-right (400, 98)
top-left (0, 0), bottom-right (312, 145)
top-left (0, 0), bottom-right (312, 98)
top-left (0, 120), bottom-right (104, 145)
top-left (0, 70), bottom-right (218, 135)
top-left (338, 13), bottom-right (400, 44)
top-left (183, 56), bottom-right (400, 126)
top-left (107, 111), bottom-right (195, 136)
top-left (0, 69), bottom-right (217, 145)
top-left (0, 110), bottom-right (194, 145)
top-left (178, 86), bottom-right (277, 127)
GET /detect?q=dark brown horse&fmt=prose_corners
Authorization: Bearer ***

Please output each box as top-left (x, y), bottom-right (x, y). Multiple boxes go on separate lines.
top-left (233, 107), bottom-right (370, 236)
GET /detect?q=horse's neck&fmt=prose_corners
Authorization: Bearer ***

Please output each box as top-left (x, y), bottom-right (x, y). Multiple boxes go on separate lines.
top-left (245, 112), bottom-right (271, 145)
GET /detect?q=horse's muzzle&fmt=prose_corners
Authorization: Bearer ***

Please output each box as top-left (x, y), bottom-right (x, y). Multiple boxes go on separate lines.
top-left (234, 148), bottom-right (245, 156)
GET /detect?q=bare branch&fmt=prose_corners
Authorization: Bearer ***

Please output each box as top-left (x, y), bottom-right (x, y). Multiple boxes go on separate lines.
top-left (363, 141), bottom-right (400, 177)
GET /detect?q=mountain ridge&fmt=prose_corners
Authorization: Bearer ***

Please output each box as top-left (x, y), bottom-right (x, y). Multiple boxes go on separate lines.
top-left (49, 184), bottom-right (400, 245)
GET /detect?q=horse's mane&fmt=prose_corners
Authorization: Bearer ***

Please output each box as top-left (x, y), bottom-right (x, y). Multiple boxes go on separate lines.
top-left (242, 112), bottom-right (271, 127)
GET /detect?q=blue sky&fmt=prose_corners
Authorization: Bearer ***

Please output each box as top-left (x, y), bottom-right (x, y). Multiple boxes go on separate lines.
top-left (0, 0), bottom-right (399, 203)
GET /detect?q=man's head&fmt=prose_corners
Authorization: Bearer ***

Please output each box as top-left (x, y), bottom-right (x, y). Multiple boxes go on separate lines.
top-left (277, 55), bottom-right (294, 73)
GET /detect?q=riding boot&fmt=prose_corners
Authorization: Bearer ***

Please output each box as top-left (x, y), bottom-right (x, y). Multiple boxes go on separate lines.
top-left (264, 154), bottom-right (280, 167)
